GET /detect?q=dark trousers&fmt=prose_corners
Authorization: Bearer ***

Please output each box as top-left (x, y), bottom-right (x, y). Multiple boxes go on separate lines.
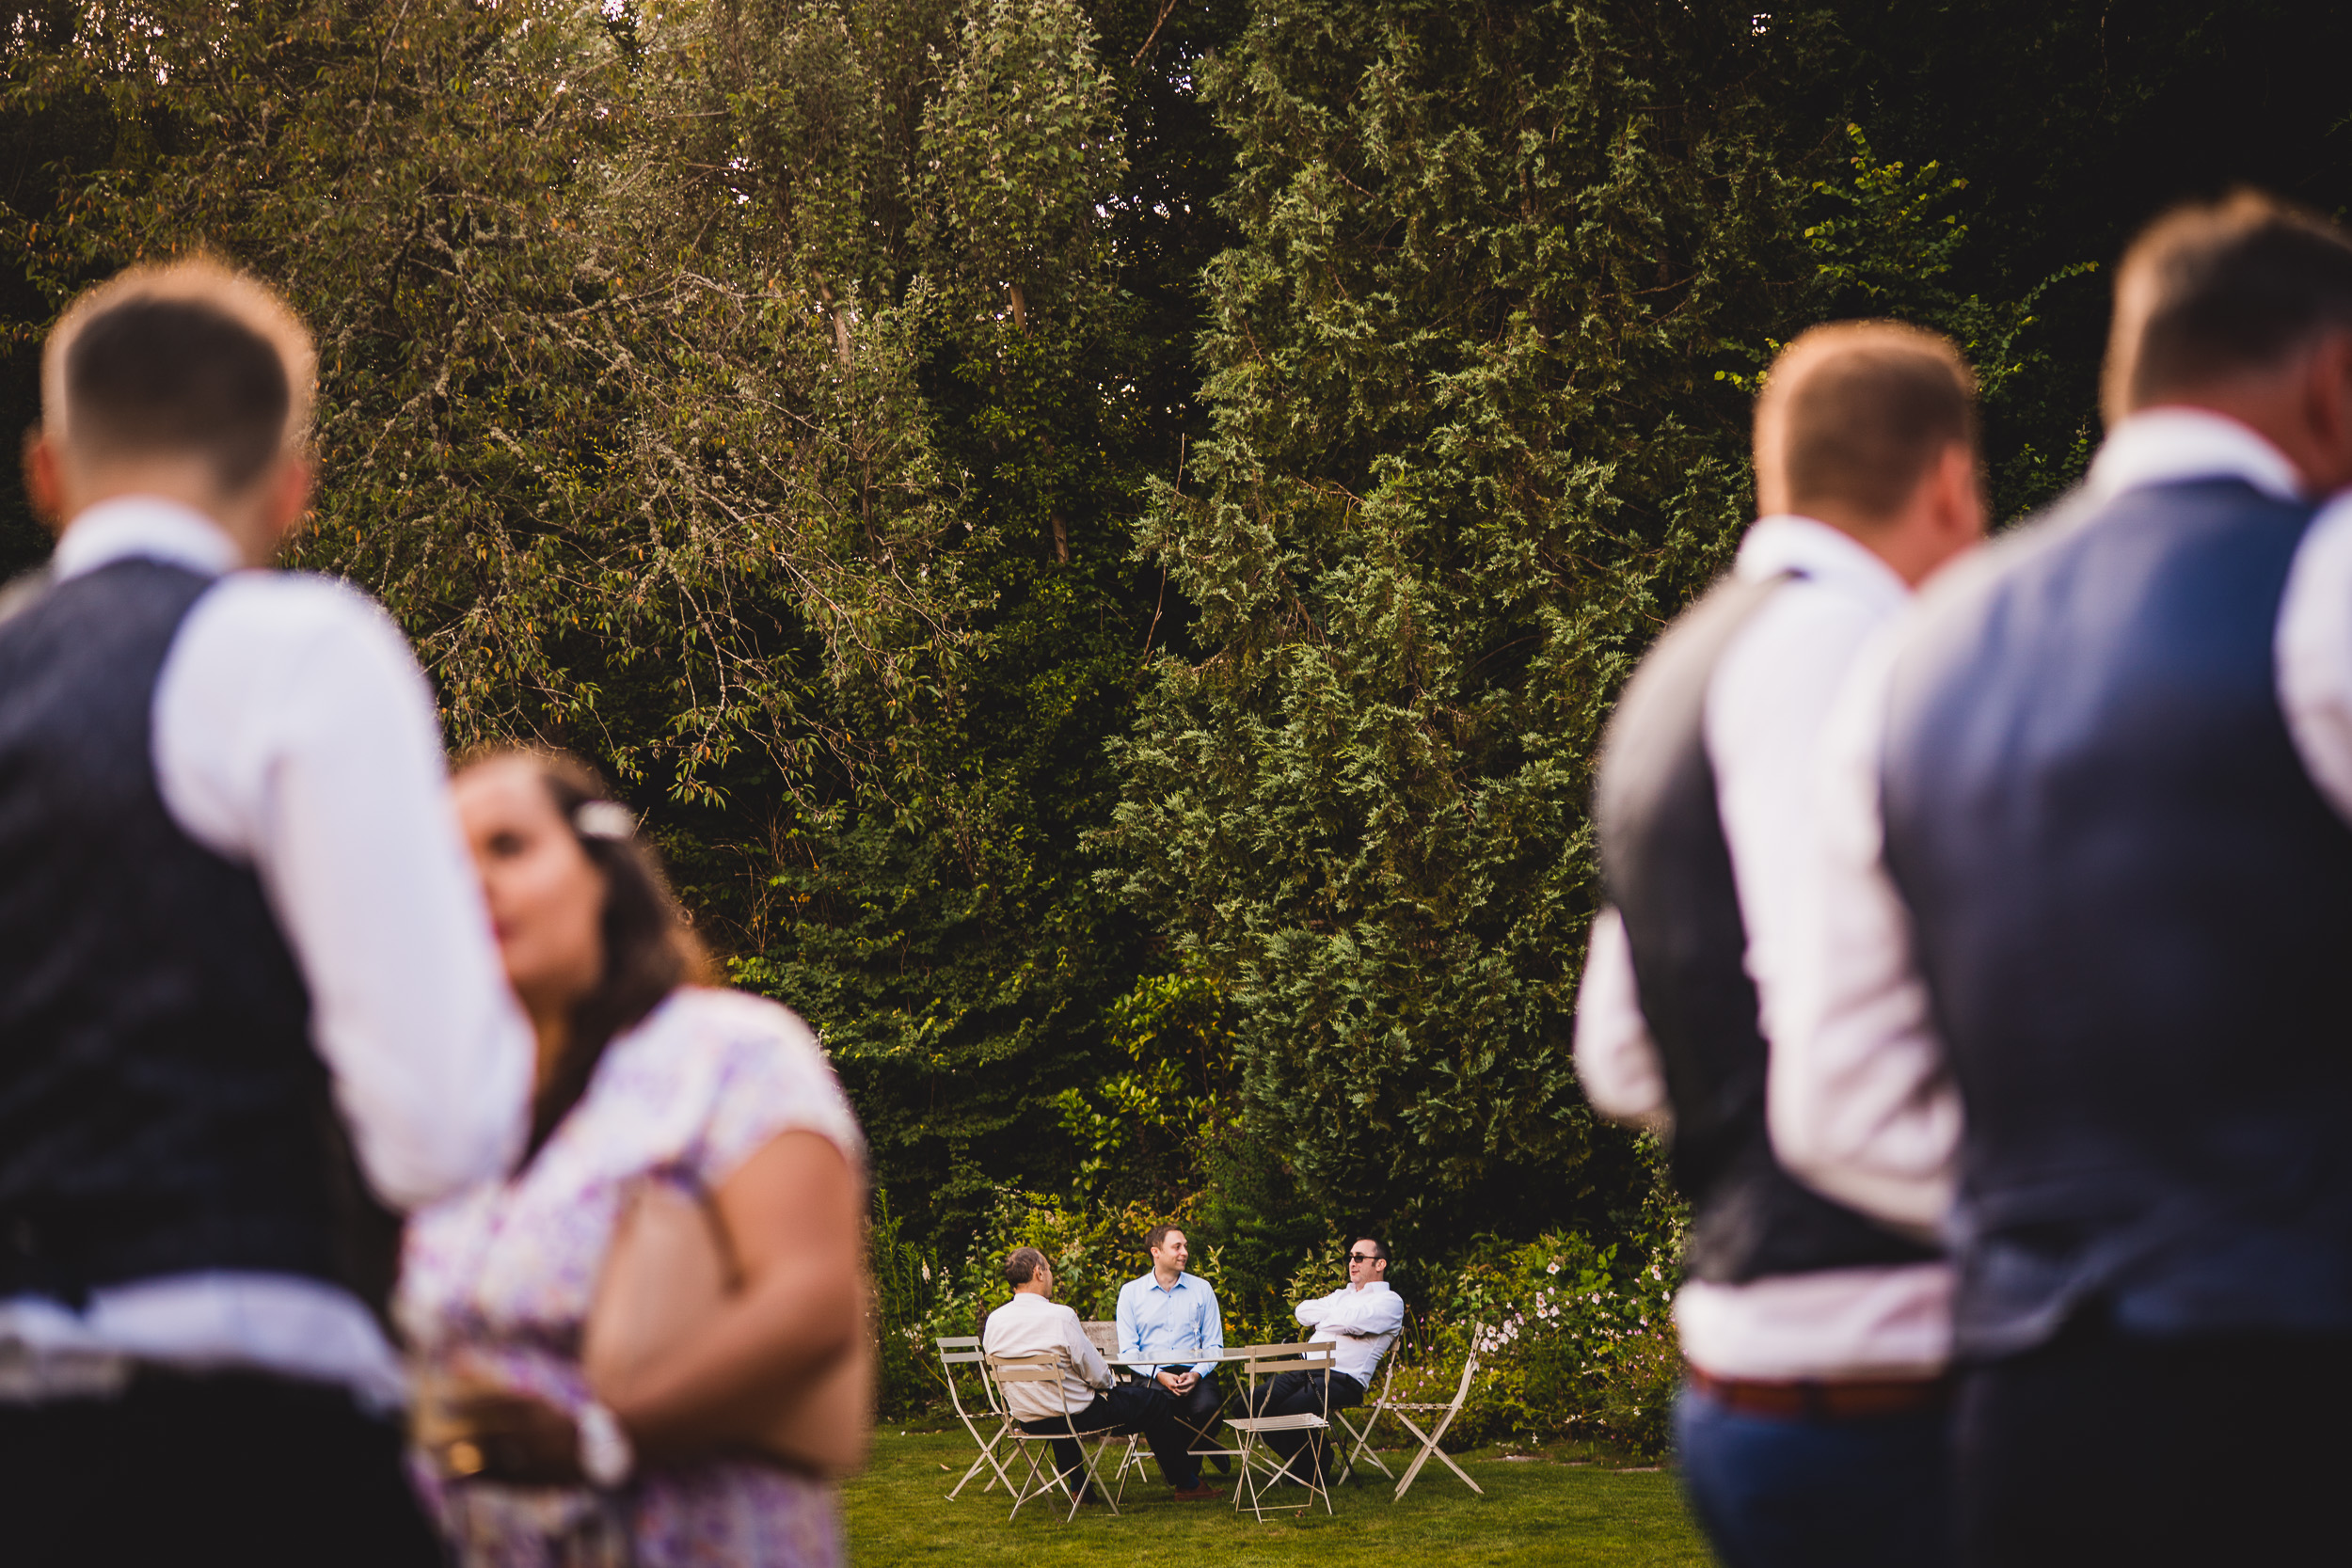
top-left (1673, 1380), bottom-right (1953, 1568)
top-left (0, 1368), bottom-right (443, 1568)
top-left (1955, 1322), bottom-right (2352, 1567)
top-left (1021, 1381), bottom-right (1198, 1493)
top-left (1164, 1369), bottom-right (1222, 1445)
top-left (1244, 1368), bottom-right (1363, 1480)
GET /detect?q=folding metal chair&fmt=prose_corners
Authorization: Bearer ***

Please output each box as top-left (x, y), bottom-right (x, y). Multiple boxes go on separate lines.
top-left (989, 1350), bottom-right (1136, 1521)
top-left (1336, 1354), bottom-right (1400, 1484)
top-left (1076, 1321), bottom-right (1158, 1487)
top-left (937, 1336), bottom-right (1015, 1500)
top-left (1387, 1341), bottom-right (1486, 1498)
top-left (1224, 1342), bottom-right (1339, 1520)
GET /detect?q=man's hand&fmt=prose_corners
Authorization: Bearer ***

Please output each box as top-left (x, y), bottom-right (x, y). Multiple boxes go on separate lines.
top-left (1157, 1370), bottom-right (1199, 1395)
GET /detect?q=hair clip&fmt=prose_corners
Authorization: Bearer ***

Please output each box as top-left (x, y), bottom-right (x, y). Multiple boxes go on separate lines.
top-left (572, 800), bottom-right (637, 842)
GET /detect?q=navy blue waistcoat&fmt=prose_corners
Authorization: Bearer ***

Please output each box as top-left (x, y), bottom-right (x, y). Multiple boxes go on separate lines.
top-left (1882, 479), bottom-right (2352, 1356)
top-left (1599, 574), bottom-right (1939, 1284)
top-left (0, 559), bottom-right (389, 1313)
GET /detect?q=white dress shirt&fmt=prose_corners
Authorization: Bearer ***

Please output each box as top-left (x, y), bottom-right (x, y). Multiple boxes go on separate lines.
top-left (1293, 1280), bottom-right (1404, 1387)
top-left (1574, 514), bottom-right (1954, 1380)
top-left (1771, 409), bottom-right (2352, 1238)
top-left (0, 497), bottom-right (532, 1408)
top-left (981, 1291), bottom-right (1114, 1420)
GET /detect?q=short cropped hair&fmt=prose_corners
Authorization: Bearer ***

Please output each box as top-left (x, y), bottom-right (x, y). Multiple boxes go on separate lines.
top-left (1353, 1237), bottom-right (1389, 1264)
top-left (2104, 190), bottom-right (2352, 422)
top-left (40, 253), bottom-right (315, 495)
top-left (1145, 1224), bottom-right (1184, 1254)
top-left (1754, 322), bottom-right (1977, 525)
top-left (1004, 1246), bottom-right (1051, 1288)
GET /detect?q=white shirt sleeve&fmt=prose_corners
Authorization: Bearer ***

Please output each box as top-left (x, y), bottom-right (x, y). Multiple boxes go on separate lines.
top-left (154, 572), bottom-right (532, 1212)
top-left (1766, 631), bottom-right (1961, 1238)
top-left (1707, 585), bottom-right (1885, 1047)
top-left (1063, 1307), bottom-right (1114, 1390)
top-left (2278, 497), bottom-right (2352, 826)
top-left (1323, 1286), bottom-right (1405, 1337)
top-left (1571, 908), bottom-right (1671, 1129)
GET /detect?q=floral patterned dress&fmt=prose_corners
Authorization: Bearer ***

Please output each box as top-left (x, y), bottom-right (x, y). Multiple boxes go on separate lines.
top-left (399, 987), bottom-right (866, 1568)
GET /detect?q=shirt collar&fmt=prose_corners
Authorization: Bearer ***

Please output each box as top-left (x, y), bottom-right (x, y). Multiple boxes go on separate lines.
top-left (52, 496), bottom-right (243, 584)
top-left (1345, 1280), bottom-right (1391, 1294)
top-left (2084, 407), bottom-right (2305, 505)
top-left (1734, 513), bottom-right (1910, 614)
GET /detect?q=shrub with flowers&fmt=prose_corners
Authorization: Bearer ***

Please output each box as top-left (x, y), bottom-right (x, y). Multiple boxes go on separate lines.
top-left (1414, 1230), bottom-right (1682, 1459)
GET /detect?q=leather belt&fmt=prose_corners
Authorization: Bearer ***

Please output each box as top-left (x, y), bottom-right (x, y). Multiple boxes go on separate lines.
top-left (1685, 1365), bottom-right (1953, 1420)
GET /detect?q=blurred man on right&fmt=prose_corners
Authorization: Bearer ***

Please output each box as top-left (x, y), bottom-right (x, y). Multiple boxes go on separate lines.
top-left (1772, 192), bottom-right (2352, 1566)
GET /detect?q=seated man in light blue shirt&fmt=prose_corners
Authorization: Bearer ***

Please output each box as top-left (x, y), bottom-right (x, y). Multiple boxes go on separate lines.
top-left (1116, 1224), bottom-right (1228, 1496)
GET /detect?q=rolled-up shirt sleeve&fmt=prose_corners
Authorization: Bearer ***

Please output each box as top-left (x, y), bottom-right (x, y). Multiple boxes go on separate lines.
top-left (1064, 1311), bottom-right (1114, 1391)
top-left (1767, 632), bottom-right (1960, 1239)
top-left (1573, 908), bottom-right (1672, 1131)
top-left (156, 575), bottom-right (533, 1212)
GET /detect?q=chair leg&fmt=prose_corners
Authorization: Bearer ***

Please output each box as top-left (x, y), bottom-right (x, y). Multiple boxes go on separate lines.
top-left (1337, 1407), bottom-right (1395, 1482)
top-left (1391, 1406), bottom-right (1484, 1499)
top-left (1006, 1439), bottom-right (1058, 1522)
top-left (1063, 1432), bottom-right (1120, 1521)
top-left (948, 1415), bottom-right (1015, 1500)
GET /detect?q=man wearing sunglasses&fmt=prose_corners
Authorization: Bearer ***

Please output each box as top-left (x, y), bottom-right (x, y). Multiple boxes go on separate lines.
top-left (1246, 1238), bottom-right (1405, 1483)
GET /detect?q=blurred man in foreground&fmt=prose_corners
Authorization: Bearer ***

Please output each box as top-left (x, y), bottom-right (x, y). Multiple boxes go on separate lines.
top-left (1772, 191), bottom-right (2352, 1566)
top-left (0, 256), bottom-right (533, 1565)
top-left (1581, 321), bottom-right (1986, 1564)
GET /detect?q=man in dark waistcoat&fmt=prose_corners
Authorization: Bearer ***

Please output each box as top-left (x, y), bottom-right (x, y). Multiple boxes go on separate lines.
top-left (0, 259), bottom-right (534, 1563)
top-left (1577, 321), bottom-right (1985, 1566)
top-left (1771, 193), bottom-right (2352, 1566)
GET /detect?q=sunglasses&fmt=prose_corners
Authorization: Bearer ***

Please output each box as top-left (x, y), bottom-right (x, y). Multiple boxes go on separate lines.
top-left (1347, 1252), bottom-right (1385, 1264)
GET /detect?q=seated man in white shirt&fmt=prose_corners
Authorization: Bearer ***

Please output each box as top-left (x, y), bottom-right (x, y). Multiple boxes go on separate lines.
top-left (981, 1246), bottom-right (1189, 1503)
top-left (1246, 1236), bottom-right (1405, 1483)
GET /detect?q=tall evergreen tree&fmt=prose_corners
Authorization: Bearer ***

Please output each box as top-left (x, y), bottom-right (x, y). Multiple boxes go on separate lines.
top-left (1103, 0), bottom-right (1833, 1243)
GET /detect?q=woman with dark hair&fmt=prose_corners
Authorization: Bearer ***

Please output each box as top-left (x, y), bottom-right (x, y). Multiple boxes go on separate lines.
top-left (397, 749), bottom-right (865, 1567)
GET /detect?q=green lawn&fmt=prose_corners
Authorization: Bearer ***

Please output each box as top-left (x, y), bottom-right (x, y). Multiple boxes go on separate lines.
top-left (843, 1429), bottom-right (1715, 1565)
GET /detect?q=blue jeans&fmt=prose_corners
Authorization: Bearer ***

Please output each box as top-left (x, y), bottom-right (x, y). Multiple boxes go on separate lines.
top-left (1674, 1380), bottom-right (1953, 1568)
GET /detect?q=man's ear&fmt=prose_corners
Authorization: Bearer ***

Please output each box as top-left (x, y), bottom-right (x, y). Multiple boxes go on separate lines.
top-left (262, 455), bottom-right (313, 549)
top-left (22, 429), bottom-right (70, 533)
top-left (1931, 442), bottom-right (1986, 545)
top-left (2303, 332), bottom-right (2352, 494)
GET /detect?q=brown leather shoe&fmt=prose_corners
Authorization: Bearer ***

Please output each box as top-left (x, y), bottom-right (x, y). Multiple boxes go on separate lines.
top-left (1172, 1482), bottom-right (1224, 1501)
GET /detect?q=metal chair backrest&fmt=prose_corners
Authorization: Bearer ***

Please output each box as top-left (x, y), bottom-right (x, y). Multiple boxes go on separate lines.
top-left (1440, 1344), bottom-right (1480, 1409)
top-left (1246, 1344), bottom-right (1336, 1377)
top-left (937, 1335), bottom-right (996, 1418)
top-left (987, 1350), bottom-right (1089, 1437)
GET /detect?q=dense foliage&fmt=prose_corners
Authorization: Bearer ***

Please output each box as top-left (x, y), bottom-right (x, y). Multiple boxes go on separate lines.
top-left (7, 2), bottom-right (2351, 1349)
